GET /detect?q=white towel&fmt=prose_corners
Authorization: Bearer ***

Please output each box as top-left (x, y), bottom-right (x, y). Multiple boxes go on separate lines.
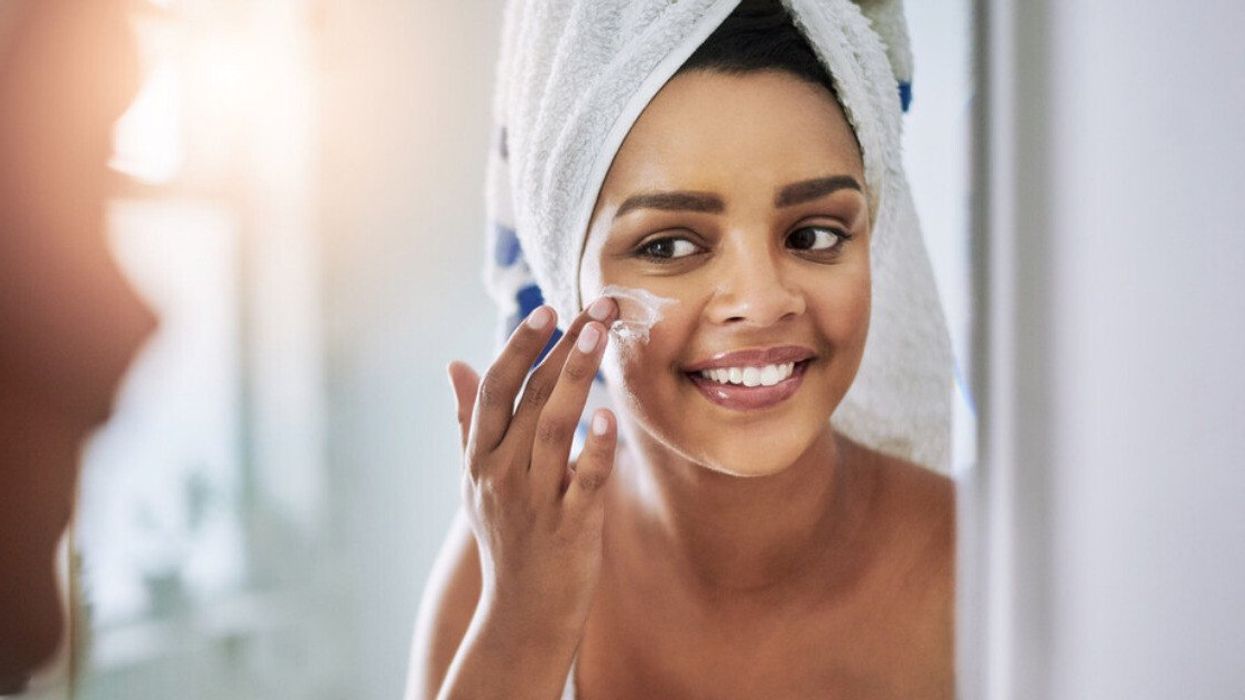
top-left (481, 0), bottom-right (952, 476)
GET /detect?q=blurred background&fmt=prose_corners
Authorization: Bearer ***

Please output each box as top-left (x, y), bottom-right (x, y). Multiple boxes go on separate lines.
top-left (15, 1), bottom-right (971, 699)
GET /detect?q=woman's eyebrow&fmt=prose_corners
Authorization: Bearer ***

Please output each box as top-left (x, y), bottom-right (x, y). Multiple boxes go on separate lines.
top-left (614, 191), bottom-right (724, 220)
top-left (612, 175), bottom-right (862, 221)
top-left (774, 175), bottom-right (862, 207)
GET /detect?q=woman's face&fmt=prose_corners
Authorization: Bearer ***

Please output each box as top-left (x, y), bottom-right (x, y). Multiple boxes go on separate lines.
top-left (578, 68), bottom-right (871, 478)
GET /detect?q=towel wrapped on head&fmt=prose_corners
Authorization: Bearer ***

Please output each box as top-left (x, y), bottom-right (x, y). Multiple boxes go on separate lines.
top-left (482, 0), bottom-right (952, 474)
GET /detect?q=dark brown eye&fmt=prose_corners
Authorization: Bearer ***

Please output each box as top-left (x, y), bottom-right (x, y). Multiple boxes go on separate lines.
top-left (638, 236), bottom-right (699, 260)
top-left (787, 226), bottom-right (849, 252)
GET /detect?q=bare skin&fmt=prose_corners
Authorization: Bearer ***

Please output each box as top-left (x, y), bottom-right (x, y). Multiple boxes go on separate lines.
top-left (409, 69), bottom-right (954, 699)
top-left (414, 437), bottom-right (952, 699)
top-left (577, 437), bottom-right (953, 699)
top-left (0, 2), bottom-right (153, 692)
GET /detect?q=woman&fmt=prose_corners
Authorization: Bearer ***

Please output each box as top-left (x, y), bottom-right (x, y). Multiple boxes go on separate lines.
top-left (410, 1), bottom-right (954, 697)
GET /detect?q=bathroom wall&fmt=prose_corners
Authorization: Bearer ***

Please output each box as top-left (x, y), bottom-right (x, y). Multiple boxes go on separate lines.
top-left (974, 0), bottom-right (1245, 696)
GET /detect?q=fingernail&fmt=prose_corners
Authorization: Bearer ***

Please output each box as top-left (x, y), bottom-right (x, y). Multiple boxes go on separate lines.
top-left (587, 296), bottom-right (612, 322)
top-left (577, 323), bottom-right (601, 352)
top-left (527, 306), bottom-right (551, 330)
top-left (592, 412), bottom-right (608, 436)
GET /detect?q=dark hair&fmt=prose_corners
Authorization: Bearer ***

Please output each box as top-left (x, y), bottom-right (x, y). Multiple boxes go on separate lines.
top-left (677, 0), bottom-right (837, 100)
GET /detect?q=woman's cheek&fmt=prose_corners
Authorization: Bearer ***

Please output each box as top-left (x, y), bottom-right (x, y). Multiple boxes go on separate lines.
top-left (601, 289), bottom-right (689, 411)
top-left (812, 266), bottom-right (872, 386)
top-left (846, 266), bottom-right (872, 351)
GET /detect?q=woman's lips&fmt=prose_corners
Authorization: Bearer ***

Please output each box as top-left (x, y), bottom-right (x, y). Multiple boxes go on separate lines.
top-left (684, 359), bottom-right (810, 411)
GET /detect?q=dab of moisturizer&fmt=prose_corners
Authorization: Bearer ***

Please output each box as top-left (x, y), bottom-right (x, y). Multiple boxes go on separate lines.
top-left (599, 284), bottom-right (676, 345)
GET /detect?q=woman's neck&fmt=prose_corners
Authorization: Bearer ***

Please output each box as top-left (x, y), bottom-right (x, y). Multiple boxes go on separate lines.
top-left (604, 423), bottom-right (881, 608)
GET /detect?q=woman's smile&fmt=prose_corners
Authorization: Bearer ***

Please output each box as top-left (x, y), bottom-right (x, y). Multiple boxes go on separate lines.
top-left (680, 344), bottom-right (817, 411)
top-left (685, 357), bottom-right (814, 411)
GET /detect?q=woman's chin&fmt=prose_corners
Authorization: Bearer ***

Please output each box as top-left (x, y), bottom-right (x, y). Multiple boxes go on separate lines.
top-left (612, 377), bottom-right (835, 477)
top-left (686, 433), bottom-right (817, 478)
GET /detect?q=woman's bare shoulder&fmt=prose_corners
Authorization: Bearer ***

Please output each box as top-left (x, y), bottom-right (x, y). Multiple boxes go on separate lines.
top-left (405, 508), bottom-right (482, 700)
top-left (854, 446), bottom-right (956, 694)
top-left (854, 441), bottom-right (954, 542)
top-left (874, 450), bottom-right (955, 587)
top-left (878, 452), bottom-right (955, 663)
top-left (843, 437), bottom-right (955, 616)
top-left (838, 434), bottom-right (955, 543)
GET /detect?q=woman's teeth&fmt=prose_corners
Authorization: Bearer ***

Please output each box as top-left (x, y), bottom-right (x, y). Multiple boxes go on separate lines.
top-left (697, 362), bottom-right (796, 387)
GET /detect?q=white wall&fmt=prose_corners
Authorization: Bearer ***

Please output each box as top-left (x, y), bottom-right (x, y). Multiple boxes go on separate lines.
top-left (976, 0), bottom-right (1245, 697)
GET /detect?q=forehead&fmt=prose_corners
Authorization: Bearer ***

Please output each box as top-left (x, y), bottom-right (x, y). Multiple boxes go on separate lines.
top-left (599, 69), bottom-right (864, 203)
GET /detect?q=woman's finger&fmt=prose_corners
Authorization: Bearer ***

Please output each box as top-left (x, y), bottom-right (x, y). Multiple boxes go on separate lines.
top-left (562, 408), bottom-right (617, 515)
top-left (528, 320), bottom-right (608, 498)
top-left (505, 297), bottom-right (617, 456)
top-left (446, 361), bottom-right (480, 453)
top-left (468, 305), bottom-right (558, 460)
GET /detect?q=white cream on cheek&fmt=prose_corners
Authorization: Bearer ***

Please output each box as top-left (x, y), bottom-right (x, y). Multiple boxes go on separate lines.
top-left (600, 283), bottom-right (677, 352)
top-left (595, 283), bottom-right (678, 429)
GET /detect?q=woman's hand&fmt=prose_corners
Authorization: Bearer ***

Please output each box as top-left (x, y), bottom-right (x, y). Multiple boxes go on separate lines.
top-left (445, 298), bottom-right (619, 669)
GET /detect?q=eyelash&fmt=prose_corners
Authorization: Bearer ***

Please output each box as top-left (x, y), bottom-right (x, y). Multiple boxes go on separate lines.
top-left (634, 226), bottom-right (853, 263)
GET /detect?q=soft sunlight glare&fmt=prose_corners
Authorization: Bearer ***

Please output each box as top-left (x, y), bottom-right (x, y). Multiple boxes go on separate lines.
top-left (110, 9), bottom-right (293, 187)
top-left (111, 63), bottom-right (182, 184)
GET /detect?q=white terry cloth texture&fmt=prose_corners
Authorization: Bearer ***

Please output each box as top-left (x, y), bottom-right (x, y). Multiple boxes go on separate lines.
top-left (481, 0), bottom-right (950, 489)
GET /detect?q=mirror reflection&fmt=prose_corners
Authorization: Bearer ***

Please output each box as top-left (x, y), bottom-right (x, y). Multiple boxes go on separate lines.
top-left (0, 0), bottom-right (972, 698)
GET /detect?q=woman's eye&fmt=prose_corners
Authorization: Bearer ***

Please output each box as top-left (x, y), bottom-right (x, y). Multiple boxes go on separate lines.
top-left (787, 225), bottom-right (850, 252)
top-left (637, 236), bottom-right (700, 261)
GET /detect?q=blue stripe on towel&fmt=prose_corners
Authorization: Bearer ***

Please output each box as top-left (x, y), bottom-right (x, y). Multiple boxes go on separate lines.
top-left (515, 282), bottom-right (544, 318)
top-left (899, 81), bottom-right (912, 112)
top-left (494, 223), bottom-right (523, 267)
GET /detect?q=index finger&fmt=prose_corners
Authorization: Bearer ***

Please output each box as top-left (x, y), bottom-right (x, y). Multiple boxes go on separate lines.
top-left (504, 296), bottom-right (618, 453)
top-left (467, 305), bottom-right (558, 457)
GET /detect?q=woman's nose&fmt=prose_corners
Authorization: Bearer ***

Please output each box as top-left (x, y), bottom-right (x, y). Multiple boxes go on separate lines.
top-left (704, 243), bottom-right (805, 328)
